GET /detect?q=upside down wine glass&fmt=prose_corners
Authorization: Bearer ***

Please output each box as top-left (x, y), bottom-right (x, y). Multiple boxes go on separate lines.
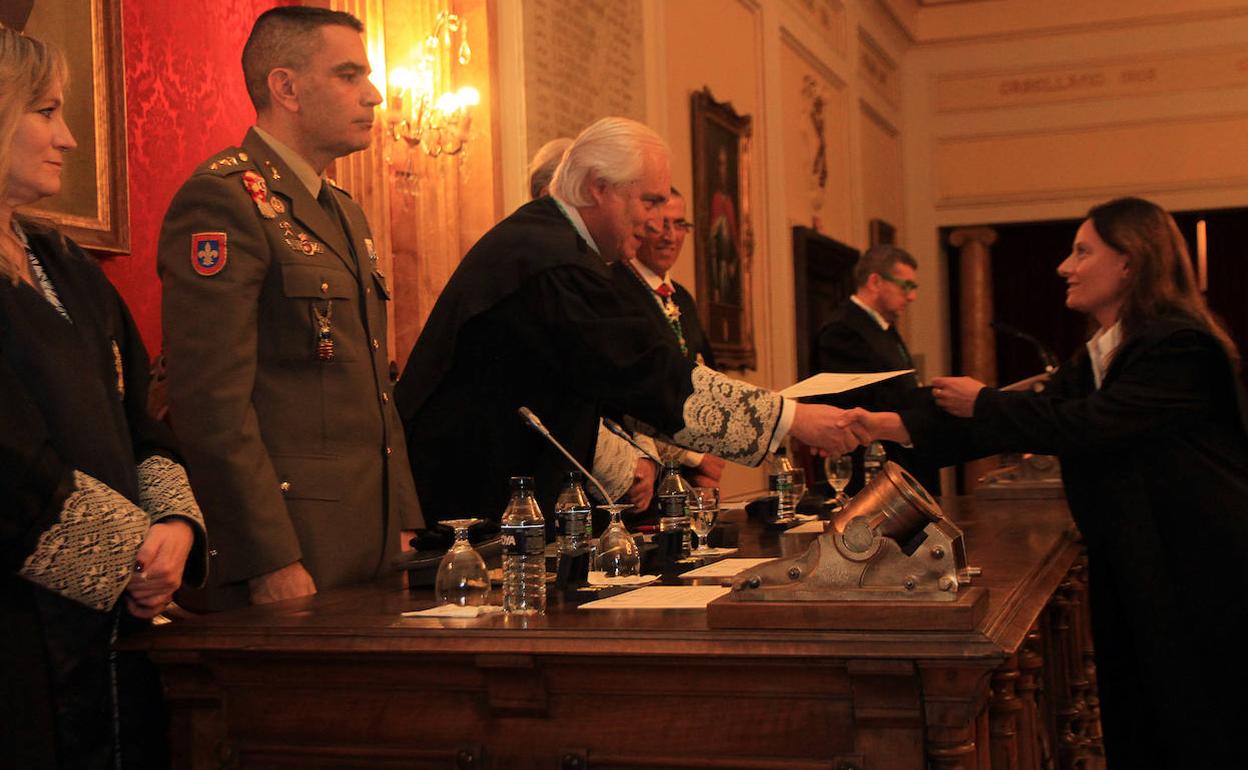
top-left (592, 503), bottom-right (640, 578)
top-left (435, 518), bottom-right (490, 606)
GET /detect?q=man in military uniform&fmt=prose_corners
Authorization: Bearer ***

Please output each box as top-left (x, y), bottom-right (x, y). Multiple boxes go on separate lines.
top-left (158, 7), bottom-right (421, 609)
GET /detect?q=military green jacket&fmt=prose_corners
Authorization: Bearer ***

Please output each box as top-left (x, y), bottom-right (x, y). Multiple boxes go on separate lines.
top-left (158, 128), bottom-right (421, 609)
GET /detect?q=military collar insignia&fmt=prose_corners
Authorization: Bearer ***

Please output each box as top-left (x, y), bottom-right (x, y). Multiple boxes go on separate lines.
top-left (191, 232), bottom-right (227, 276)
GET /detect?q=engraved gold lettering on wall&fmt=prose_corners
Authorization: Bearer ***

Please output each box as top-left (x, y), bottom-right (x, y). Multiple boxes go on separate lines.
top-left (523, 0), bottom-right (645, 159)
top-left (858, 29), bottom-right (899, 107)
top-left (938, 47), bottom-right (1248, 113)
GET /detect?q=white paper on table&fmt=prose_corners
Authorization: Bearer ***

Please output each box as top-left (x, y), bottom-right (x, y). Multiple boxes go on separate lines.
top-left (720, 499), bottom-right (751, 510)
top-left (688, 547), bottom-right (737, 557)
top-left (401, 604), bottom-right (503, 618)
top-left (779, 370), bottom-right (913, 399)
top-left (587, 572), bottom-right (660, 586)
top-left (680, 558), bottom-right (776, 579)
top-left (578, 585), bottom-right (730, 610)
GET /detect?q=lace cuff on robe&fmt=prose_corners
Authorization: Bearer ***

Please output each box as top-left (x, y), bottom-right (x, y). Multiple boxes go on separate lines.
top-left (137, 455), bottom-right (208, 587)
top-left (592, 421), bottom-right (640, 503)
top-left (670, 366), bottom-right (782, 466)
top-left (19, 470), bottom-right (148, 611)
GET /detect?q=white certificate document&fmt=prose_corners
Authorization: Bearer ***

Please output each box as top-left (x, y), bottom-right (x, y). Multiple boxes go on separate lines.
top-left (578, 586), bottom-right (730, 610)
top-left (779, 370), bottom-right (913, 399)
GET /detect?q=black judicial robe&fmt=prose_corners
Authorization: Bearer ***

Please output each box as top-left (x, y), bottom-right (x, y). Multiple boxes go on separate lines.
top-left (610, 260), bottom-right (716, 369)
top-left (815, 300), bottom-right (938, 494)
top-left (1, 222), bottom-right (202, 769)
top-left (397, 198), bottom-right (781, 523)
top-left (900, 316), bottom-right (1248, 769)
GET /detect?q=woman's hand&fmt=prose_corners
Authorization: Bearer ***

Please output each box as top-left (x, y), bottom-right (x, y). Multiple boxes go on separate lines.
top-left (931, 376), bottom-right (986, 418)
top-left (125, 518), bottom-right (194, 619)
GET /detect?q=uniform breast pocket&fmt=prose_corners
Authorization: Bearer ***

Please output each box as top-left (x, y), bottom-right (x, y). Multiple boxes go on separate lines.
top-left (278, 263), bottom-right (359, 362)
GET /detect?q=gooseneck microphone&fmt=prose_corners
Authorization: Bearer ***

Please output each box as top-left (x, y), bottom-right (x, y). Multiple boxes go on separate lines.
top-left (517, 407), bottom-right (614, 504)
top-left (990, 320), bottom-right (1059, 373)
top-left (601, 418), bottom-right (663, 466)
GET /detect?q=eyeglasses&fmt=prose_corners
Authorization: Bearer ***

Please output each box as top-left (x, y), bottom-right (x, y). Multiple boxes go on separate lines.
top-left (661, 218), bottom-right (693, 234)
top-left (879, 273), bottom-right (919, 292)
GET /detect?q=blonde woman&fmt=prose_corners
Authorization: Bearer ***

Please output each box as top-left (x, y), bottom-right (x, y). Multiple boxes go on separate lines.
top-left (1, 28), bottom-right (206, 769)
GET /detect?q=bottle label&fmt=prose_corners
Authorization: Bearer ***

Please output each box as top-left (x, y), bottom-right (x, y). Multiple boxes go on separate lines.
top-left (659, 493), bottom-right (687, 520)
top-left (501, 523), bottom-right (545, 556)
top-left (769, 472), bottom-right (793, 493)
top-left (556, 508), bottom-right (589, 538)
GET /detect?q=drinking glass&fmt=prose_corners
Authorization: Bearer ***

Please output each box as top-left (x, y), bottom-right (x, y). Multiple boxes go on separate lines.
top-left (435, 518), bottom-right (490, 606)
top-left (593, 504), bottom-right (640, 577)
top-left (824, 454), bottom-right (853, 505)
top-left (790, 468), bottom-right (807, 508)
top-left (688, 487), bottom-right (720, 555)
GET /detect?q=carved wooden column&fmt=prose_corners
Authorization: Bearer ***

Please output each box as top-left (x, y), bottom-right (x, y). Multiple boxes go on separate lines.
top-left (990, 656), bottom-right (1024, 770)
top-left (1015, 629), bottom-right (1048, 770)
top-left (948, 227), bottom-right (999, 491)
top-left (920, 663), bottom-right (996, 770)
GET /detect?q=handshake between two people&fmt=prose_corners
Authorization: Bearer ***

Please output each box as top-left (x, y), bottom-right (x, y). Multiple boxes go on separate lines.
top-left (786, 376), bottom-right (987, 456)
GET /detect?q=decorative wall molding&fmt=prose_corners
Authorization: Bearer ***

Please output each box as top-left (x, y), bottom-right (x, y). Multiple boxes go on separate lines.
top-left (780, 27), bottom-right (849, 92)
top-left (785, 0), bottom-right (848, 56)
top-left (858, 27), bottom-right (900, 107)
top-left (936, 44), bottom-right (1248, 113)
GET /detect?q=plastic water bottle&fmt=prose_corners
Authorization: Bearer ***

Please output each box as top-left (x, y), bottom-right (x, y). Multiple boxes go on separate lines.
top-left (863, 441), bottom-right (887, 487)
top-left (554, 471), bottom-right (591, 554)
top-left (768, 448), bottom-right (796, 519)
top-left (657, 459), bottom-right (692, 556)
top-left (501, 476), bottom-right (546, 614)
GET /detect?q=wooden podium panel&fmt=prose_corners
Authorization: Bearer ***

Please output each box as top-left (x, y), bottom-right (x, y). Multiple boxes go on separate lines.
top-left (130, 497), bottom-right (1102, 770)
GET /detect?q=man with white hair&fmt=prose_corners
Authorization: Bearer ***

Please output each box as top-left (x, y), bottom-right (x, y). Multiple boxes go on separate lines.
top-left (396, 117), bottom-right (860, 522)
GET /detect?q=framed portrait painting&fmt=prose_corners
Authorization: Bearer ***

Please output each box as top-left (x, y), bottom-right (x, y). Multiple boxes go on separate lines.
top-left (20, 0), bottom-right (129, 253)
top-left (690, 87), bottom-right (756, 370)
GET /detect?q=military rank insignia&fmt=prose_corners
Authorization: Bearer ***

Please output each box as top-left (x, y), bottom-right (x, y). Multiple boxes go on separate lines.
top-left (242, 170), bottom-right (277, 219)
top-left (191, 232), bottom-right (227, 276)
top-left (364, 237), bottom-right (377, 265)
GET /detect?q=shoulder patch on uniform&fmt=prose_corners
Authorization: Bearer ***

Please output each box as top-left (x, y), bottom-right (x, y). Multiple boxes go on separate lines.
top-left (191, 233), bottom-right (228, 276)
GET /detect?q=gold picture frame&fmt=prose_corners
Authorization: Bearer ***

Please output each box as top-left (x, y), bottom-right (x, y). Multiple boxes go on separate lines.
top-left (690, 87), bottom-right (756, 370)
top-left (22, 0), bottom-right (129, 254)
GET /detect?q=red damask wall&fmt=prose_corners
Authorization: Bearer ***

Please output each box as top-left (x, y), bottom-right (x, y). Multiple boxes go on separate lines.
top-left (104, 0), bottom-right (294, 353)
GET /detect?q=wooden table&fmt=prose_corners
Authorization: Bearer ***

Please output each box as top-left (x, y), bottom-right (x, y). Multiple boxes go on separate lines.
top-left (132, 497), bottom-right (1103, 770)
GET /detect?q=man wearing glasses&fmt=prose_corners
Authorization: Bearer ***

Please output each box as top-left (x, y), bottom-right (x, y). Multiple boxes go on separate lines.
top-left (815, 245), bottom-right (938, 495)
top-left (613, 188), bottom-right (725, 489)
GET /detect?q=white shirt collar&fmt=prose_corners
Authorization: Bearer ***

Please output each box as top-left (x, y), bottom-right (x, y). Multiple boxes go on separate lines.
top-left (550, 195), bottom-right (601, 256)
top-left (252, 125), bottom-right (326, 197)
top-left (1086, 321), bottom-right (1123, 389)
top-left (628, 258), bottom-right (670, 292)
top-left (851, 294), bottom-right (890, 331)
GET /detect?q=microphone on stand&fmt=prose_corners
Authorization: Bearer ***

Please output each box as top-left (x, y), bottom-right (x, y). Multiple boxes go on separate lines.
top-left (601, 418), bottom-right (663, 466)
top-left (518, 406), bottom-right (615, 505)
top-left (990, 320), bottom-right (1059, 373)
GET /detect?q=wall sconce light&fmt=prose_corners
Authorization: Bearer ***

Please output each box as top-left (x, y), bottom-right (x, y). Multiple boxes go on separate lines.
top-left (385, 9), bottom-right (477, 159)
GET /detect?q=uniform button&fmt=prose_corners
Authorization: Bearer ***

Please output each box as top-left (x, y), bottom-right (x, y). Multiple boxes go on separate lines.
top-left (371, 338), bottom-right (380, 350)
top-left (320, 281), bottom-right (329, 294)
top-left (280, 481), bottom-right (291, 494)
top-left (385, 446), bottom-right (393, 456)
top-left (382, 392), bottom-right (390, 403)
top-left (365, 286), bottom-right (372, 295)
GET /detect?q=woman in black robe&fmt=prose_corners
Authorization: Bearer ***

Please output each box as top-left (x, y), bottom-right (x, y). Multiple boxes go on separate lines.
top-left (854, 197), bottom-right (1248, 768)
top-left (1, 29), bottom-right (206, 769)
